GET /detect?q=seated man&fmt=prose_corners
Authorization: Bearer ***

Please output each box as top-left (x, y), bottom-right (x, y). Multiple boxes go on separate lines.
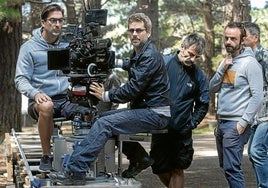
top-left (49, 13), bottom-right (171, 185)
top-left (14, 4), bottom-right (92, 171)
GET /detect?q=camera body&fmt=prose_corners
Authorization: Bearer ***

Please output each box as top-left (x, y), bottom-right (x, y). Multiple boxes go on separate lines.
top-left (47, 9), bottom-right (115, 134)
top-left (48, 9), bottom-right (115, 107)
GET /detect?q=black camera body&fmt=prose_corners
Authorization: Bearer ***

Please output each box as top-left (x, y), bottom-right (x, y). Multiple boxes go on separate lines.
top-left (48, 9), bottom-right (115, 107)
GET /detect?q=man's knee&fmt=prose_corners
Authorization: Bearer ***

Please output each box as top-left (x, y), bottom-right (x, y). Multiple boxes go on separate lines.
top-left (28, 100), bottom-right (53, 120)
top-left (36, 101), bottom-right (54, 118)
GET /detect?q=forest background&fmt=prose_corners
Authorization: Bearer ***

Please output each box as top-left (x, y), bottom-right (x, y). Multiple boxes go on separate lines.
top-left (0, 0), bottom-right (268, 141)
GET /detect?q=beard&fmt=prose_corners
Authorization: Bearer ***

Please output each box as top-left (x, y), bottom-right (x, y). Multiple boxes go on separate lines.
top-left (226, 46), bottom-right (235, 54)
top-left (225, 44), bottom-right (241, 54)
top-left (131, 38), bottom-right (146, 48)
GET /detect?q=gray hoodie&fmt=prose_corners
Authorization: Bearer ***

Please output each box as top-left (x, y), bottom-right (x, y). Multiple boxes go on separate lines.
top-left (14, 28), bottom-right (69, 99)
top-left (209, 47), bottom-right (263, 128)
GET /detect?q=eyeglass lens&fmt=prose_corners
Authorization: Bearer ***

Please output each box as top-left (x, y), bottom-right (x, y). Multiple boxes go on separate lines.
top-left (47, 18), bottom-right (65, 24)
top-left (128, 28), bottom-right (146, 34)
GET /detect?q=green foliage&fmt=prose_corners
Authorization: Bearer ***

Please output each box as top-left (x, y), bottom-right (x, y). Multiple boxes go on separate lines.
top-left (102, 0), bottom-right (136, 58)
top-left (102, 0), bottom-right (209, 57)
top-left (211, 54), bottom-right (223, 71)
top-left (250, 8), bottom-right (268, 48)
top-left (0, 0), bottom-right (22, 20)
top-left (158, 0), bottom-right (205, 52)
top-left (19, 0), bottom-right (266, 66)
top-left (193, 126), bottom-right (213, 134)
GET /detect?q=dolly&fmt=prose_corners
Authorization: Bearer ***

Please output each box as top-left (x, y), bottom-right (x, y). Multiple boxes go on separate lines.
top-left (11, 128), bottom-right (41, 188)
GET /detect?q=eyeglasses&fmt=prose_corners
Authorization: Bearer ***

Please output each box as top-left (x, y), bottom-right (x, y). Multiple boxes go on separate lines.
top-left (128, 28), bottom-right (146, 34)
top-left (46, 18), bottom-right (65, 24)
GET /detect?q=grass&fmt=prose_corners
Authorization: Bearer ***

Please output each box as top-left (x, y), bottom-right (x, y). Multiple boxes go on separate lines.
top-left (193, 125), bottom-right (215, 134)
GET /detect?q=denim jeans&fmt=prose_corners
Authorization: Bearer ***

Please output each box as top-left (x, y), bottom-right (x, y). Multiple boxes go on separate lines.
top-left (248, 122), bottom-right (268, 188)
top-left (215, 120), bottom-right (251, 188)
top-left (66, 108), bottom-right (169, 173)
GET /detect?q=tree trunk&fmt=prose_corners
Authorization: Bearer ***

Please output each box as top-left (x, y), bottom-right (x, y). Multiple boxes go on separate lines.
top-left (224, 0), bottom-right (251, 25)
top-left (202, 0), bottom-right (216, 115)
top-left (65, 0), bottom-right (78, 24)
top-left (223, 0), bottom-right (251, 55)
top-left (137, 0), bottom-right (159, 46)
top-left (89, 0), bottom-right (102, 9)
top-left (30, 1), bottom-right (43, 31)
top-left (0, 18), bottom-right (22, 142)
top-left (233, 0), bottom-right (251, 21)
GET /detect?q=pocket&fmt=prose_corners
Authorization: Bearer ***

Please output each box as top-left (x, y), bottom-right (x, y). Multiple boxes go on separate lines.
top-left (223, 122), bottom-right (240, 148)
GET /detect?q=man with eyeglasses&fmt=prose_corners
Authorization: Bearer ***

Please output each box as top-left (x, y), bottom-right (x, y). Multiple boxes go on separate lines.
top-left (46, 17), bottom-right (65, 25)
top-left (148, 33), bottom-right (209, 188)
top-left (210, 22), bottom-right (263, 188)
top-left (48, 12), bottom-right (170, 185)
top-left (243, 21), bottom-right (268, 188)
top-left (14, 4), bottom-right (92, 171)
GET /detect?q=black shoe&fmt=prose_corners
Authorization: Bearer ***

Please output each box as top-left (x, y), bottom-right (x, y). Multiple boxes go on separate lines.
top-left (49, 171), bottom-right (86, 185)
top-left (122, 156), bottom-right (154, 178)
top-left (39, 155), bottom-right (53, 171)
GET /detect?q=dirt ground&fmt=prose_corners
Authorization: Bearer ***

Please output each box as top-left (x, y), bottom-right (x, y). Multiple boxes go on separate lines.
top-left (0, 122), bottom-right (257, 188)
top-left (137, 132), bottom-right (257, 188)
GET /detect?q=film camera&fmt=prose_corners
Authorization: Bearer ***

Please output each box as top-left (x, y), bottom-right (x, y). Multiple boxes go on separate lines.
top-left (48, 9), bottom-right (115, 107)
top-left (47, 9), bottom-right (115, 134)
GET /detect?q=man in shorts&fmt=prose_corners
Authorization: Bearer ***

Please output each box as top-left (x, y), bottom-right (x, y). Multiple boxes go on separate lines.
top-left (14, 4), bottom-right (92, 171)
top-left (150, 33), bottom-right (210, 188)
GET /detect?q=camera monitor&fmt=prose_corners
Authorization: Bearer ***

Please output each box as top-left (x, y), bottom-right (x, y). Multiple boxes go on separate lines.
top-left (47, 48), bottom-right (70, 72)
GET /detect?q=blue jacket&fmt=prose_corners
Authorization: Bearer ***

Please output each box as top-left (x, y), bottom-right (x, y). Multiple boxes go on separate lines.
top-left (165, 52), bottom-right (209, 132)
top-left (107, 40), bottom-right (171, 109)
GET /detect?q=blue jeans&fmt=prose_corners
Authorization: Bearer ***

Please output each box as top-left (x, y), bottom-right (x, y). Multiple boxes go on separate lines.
top-left (248, 122), bottom-right (268, 188)
top-left (66, 108), bottom-right (169, 173)
top-left (215, 120), bottom-right (251, 188)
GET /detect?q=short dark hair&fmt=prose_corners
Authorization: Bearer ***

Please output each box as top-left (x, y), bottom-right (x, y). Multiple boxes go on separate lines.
top-left (127, 13), bottom-right (152, 33)
top-left (225, 22), bottom-right (246, 41)
top-left (40, 4), bottom-right (64, 20)
top-left (243, 21), bottom-right (260, 42)
top-left (182, 33), bottom-right (206, 54)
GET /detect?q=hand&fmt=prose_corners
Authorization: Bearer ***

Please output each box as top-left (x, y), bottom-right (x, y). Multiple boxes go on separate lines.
top-left (34, 93), bottom-right (52, 104)
top-left (191, 120), bottom-right (198, 129)
top-left (89, 82), bottom-right (104, 100)
top-left (236, 122), bottom-right (245, 135)
top-left (223, 54), bottom-right (233, 70)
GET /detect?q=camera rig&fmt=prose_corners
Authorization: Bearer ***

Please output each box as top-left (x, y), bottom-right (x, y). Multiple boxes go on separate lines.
top-left (48, 9), bottom-right (115, 134)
